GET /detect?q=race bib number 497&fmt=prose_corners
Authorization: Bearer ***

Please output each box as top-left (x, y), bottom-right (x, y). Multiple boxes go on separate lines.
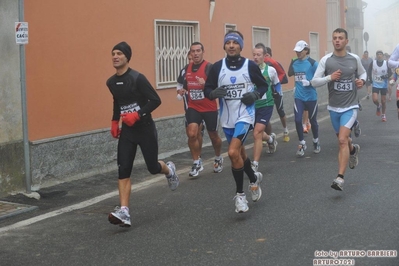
top-left (223, 83), bottom-right (247, 99)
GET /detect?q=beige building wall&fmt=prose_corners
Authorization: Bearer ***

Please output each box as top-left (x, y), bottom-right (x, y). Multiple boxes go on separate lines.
top-left (0, 0), bottom-right (330, 194)
top-left (24, 0), bottom-right (328, 141)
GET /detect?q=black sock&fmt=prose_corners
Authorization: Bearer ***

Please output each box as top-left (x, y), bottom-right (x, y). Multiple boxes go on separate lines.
top-left (243, 158), bottom-right (257, 183)
top-left (350, 145), bottom-right (356, 155)
top-left (232, 167), bottom-right (244, 193)
top-left (337, 174), bottom-right (344, 179)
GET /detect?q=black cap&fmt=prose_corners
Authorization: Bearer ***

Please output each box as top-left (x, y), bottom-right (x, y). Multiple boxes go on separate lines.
top-left (112, 42), bottom-right (132, 62)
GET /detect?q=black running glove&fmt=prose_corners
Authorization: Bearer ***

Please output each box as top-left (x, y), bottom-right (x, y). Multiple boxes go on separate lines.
top-left (241, 91), bottom-right (260, 105)
top-left (209, 86), bottom-right (227, 100)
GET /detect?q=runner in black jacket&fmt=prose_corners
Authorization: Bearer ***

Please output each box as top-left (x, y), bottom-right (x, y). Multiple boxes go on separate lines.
top-left (106, 42), bottom-right (179, 227)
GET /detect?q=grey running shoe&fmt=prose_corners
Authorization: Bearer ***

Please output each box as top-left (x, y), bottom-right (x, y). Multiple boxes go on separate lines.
top-left (189, 160), bottom-right (204, 177)
top-left (108, 206), bottom-right (131, 227)
top-left (331, 177), bottom-right (344, 191)
top-left (296, 144), bottom-right (307, 157)
top-left (166, 161), bottom-right (179, 190)
top-left (354, 121), bottom-right (361, 137)
top-left (251, 161), bottom-right (258, 173)
top-left (268, 133), bottom-right (278, 154)
top-left (234, 193), bottom-right (249, 213)
top-left (313, 141), bottom-right (321, 154)
top-left (349, 144), bottom-right (360, 169)
top-left (213, 157), bottom-right (223, 173)
top-left (249, 172), bottom-right (263, 202)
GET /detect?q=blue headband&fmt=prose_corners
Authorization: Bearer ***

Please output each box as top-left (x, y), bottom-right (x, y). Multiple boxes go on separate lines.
top-left (224, 33), bottom-right (243, 50)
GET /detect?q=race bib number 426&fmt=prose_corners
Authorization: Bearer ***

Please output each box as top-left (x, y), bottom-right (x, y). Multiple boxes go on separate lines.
top-left (223, 83), bottom-right (247, 99)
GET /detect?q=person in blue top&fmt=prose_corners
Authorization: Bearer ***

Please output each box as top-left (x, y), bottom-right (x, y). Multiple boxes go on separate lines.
top-left (288, 40), bottom-right (320, 157)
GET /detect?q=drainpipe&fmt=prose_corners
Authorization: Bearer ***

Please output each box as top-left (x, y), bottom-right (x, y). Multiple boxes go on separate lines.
top-left (18, 0), bottom-right (31, 193)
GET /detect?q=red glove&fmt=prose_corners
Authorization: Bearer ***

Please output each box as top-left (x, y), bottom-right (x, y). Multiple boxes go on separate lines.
top-left (121, 112), bottom-right (140, 127)
top-left (110, 120), bottom-right (120, 138)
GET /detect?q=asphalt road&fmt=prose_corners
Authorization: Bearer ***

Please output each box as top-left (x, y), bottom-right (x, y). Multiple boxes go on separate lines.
top-left (0, 94), bottom-right (398, 266)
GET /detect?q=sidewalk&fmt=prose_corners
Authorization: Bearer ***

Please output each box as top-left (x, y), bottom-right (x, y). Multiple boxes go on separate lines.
top-left (0, 201), bottom-right (38, 221)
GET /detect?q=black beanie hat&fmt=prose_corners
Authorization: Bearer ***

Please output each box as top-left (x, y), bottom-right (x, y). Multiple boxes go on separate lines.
top-left (112, 41), bottom-right (132, 62)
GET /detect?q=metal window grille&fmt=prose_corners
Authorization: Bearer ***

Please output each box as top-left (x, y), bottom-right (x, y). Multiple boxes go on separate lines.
top-left (252, 27), bottom-right (270, 48)
top-left (155, 22), bottom-right (196, 89)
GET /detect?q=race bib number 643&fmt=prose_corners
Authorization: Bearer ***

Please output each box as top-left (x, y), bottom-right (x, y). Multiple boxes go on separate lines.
top-left (334, 79), bottom-right (353, 91)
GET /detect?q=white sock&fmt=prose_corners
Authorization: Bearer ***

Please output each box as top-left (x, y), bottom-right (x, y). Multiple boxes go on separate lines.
top-left (313, 138), bottom-right (319, 143)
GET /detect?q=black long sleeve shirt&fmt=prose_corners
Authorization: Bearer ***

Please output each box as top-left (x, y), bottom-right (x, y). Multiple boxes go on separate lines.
top-left (106, 68), bottom-right (161, 127)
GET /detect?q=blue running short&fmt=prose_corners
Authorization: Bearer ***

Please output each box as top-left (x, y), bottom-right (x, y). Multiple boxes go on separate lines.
top-left (223, 122), bottom-right (252, 144)
top-left (329, 109), bottom-right (357, 134)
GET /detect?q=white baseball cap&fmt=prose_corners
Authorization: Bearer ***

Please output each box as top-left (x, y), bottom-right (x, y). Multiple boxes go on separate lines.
top-left (293, 40), bottom-right (309, 52)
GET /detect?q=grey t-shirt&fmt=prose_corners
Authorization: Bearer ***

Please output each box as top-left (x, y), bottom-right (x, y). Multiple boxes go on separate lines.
top-left (311, 52), bottom-right (367, 112)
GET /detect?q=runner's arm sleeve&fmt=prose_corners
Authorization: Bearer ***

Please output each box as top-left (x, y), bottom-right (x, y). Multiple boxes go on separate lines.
top-left (112, 98), bottom-right (120, 121)
top-left (204, 62), bottom-right (222, 99)
top-left (367, 63), bottom-right (373, 83)
top-left (355, 56), bottom-right (367, 82)
top-left (136, 74), bottom-right (161, 118)
top-left (388, 44), bottom-right (399, 68)
top-left (310, 57), bottom-right (331, 87)
top-left (287, 59), bottom-right (295, 77)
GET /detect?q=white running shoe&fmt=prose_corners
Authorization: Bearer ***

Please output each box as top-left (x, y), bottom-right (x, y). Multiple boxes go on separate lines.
top-left (313, 141), bottom-right (321, 154)
top-left (166, 161), bottom-right (179, 190)
top-left (234, 193), bottom-right (249, 213)
top-left (251, 161), bottom-right (259, 173)
top-left (349, 144), bottom-right (360, 169)
top-left (268, 133), bottom-right (278, 154)
top-left (353, 121), bottom-right (361, 137)
top-left (189, 160), bottom-right (204, 177)
top-left (331, 177), bottom-right (344, 191)
top-left (108, 206), bottom-right (131, 227)
top-left (296, 144), bottom-right (307, 157)
top-left (213, 157), bottom-right (223, 173)
top-left (249, 172), bottom-right (263, 202)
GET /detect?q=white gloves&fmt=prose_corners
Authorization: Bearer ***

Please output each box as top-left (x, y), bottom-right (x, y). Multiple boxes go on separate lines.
top-left (301, 79), bottom-right (311, 86)
top-left (389, 79), bottom-right (395, 85)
